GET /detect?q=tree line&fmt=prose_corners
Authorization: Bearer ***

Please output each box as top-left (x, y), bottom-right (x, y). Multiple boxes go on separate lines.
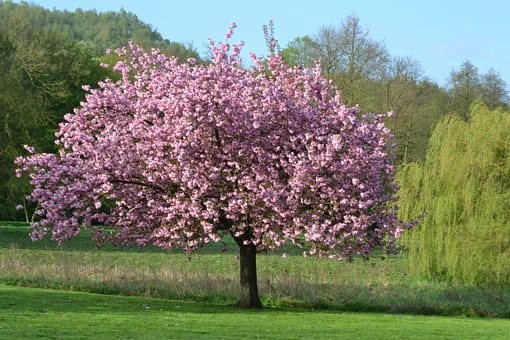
top-left (282, 15), bottom-right (509, 163)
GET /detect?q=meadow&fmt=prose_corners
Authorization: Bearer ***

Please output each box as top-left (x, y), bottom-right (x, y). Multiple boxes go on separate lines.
top-left (1, 221), bottom-right (510, 338)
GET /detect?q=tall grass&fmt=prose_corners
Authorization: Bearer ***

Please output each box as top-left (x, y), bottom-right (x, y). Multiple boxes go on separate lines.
top-left (398, 102), bottom-right (510, 286)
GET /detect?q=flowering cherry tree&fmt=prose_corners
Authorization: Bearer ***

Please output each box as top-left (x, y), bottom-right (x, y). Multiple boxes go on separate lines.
top-left (16, 24), bottom-right (409, 308)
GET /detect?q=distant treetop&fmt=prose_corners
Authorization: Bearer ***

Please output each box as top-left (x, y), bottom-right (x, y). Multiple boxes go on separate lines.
top-left (0, 1), bottom-right (201, 62)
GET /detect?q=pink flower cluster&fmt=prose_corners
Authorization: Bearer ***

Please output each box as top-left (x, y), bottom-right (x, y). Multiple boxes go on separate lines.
top-left (16, 26), bottom-right (410, 258)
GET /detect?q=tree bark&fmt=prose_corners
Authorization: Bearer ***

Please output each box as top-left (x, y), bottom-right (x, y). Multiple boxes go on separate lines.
top-left (236, 239), bottom-right (262, 308)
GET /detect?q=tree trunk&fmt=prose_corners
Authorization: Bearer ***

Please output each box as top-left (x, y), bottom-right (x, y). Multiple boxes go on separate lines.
top-left (236, 240), bottom-right (262, 308)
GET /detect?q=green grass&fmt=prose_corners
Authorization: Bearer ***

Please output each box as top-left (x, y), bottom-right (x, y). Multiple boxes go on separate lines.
top-left (1, 222), bottom-right (510, 317)
top-left (1, 284), bottom-right (510, 339)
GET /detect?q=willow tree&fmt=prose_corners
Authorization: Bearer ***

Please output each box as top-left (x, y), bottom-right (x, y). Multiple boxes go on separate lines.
top-left (398, 102), bottom-right (510, 285)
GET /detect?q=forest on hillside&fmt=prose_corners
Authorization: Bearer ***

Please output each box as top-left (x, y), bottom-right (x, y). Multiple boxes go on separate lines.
top-left (0, 1), bottom-right (200, 219)
top-left (1, 2), bottom-right (509, 220)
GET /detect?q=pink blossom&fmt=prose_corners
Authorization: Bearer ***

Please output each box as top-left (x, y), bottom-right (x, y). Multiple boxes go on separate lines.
top-left (225, 22), bottom-right (237, 39)
top-left (23, 145), bottom-right (35, 154)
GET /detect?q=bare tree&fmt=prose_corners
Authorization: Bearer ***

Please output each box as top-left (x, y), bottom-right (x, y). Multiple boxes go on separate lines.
top-left (384, 57), bottom-right (423, 163)
top-left (447, 60), bottom-right (481, 119)
top-left (312, 25), bottom-right (343, 78)
top-left (480, 68), bottom-right (509, 109)
top-left (311, 14), bottom-right (390, 106)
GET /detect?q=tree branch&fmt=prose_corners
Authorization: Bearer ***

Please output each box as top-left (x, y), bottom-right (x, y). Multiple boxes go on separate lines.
top-left (111, 178), bottom-right (167, 193)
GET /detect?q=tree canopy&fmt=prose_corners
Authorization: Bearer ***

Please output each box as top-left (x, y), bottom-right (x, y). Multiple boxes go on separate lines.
top-left (0, 1), bottom-right (201, 61)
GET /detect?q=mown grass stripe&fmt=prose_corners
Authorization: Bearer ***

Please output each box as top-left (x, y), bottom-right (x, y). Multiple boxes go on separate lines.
top-left (1, 284), bottom-right (510, 339)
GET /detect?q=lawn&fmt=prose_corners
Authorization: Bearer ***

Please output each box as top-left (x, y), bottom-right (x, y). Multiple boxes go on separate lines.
top-left (1, 284), bottom-right (510, 339)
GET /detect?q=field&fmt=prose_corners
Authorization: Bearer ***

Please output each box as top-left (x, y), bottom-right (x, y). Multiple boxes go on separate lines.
top-left (1, 222), bottom-right (510, 338)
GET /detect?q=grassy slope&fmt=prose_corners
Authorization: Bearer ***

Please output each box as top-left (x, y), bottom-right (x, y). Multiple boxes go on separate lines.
top-left (1, 284), bottom-right (509, 340)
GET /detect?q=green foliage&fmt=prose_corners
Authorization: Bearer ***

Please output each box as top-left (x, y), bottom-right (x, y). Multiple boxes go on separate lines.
top-left (282, 35), bottom-right (318, 68)
top-left (385, 80), bottom-right (448, 163)
top-left (0, 11), bottom-right (110, 220)
top-left (398, 102), bottom-right (510, 285)
top-left (0, 2), bottom-right (201, 61)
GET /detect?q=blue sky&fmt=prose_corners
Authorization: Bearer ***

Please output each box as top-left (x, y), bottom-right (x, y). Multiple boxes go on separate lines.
top-left (18, 0), bottom-right (510, 88)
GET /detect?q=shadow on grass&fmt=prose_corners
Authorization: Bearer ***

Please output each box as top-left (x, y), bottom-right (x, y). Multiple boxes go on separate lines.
top-left (3, 279), bottom-right (510, 319)
top-left (0, 222), bottom-right (242, 254)
top-left (0, 283), bottom-right (456, 317)
top-left (0, 284), bottom-right (236, 315)
top-left (3, 285), bottom-right (510, 340)
top-left (0, 222), bottom-right (391, 258)
top-left (0, 284), bottom-right (354, 317)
